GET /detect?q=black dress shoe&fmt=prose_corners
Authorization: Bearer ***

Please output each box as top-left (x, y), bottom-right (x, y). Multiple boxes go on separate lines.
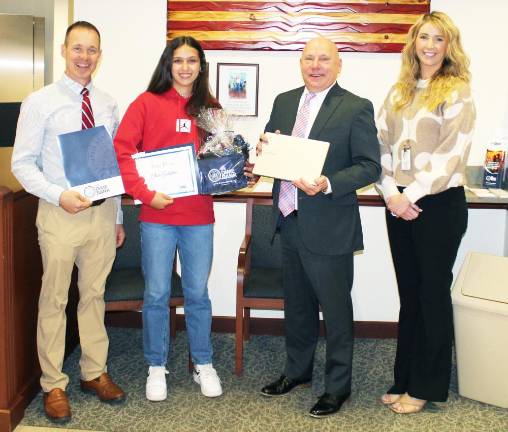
top-left (309, 392), bottom-right (350, 418)
top-left (260, 375), bottom-right (311, 397)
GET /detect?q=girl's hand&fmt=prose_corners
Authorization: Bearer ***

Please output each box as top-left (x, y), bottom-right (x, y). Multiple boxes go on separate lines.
top-left (150, 192), bottom-right (173, 210)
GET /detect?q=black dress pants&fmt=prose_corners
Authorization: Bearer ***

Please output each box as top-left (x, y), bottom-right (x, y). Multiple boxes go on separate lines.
top-left (386, 186), bottom-right (467, 401)
top-left (280, 213), bottom-right (354, 397)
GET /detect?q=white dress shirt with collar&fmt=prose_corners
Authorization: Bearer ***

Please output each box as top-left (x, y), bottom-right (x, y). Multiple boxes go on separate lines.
top-left (11, 74), bottom-right (122, 223)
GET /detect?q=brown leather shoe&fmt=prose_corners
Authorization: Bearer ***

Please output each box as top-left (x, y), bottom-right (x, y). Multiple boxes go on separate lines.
top-left (43, 388), bottom-right (71, 423)
top-left (80, 372), bottom-right (126, 403)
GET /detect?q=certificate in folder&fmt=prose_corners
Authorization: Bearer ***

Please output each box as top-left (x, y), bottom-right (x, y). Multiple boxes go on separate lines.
top-left (58, 126), bottom-right (125, 201)
top-left (253, 132), bottom-right (330, 182)
top-left (132, 143), bottom-right (200, 199)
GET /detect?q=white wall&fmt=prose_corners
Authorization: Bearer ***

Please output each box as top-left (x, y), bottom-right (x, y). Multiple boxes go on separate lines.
top-left (439, 0), bottom-right (508, 159)
top-left (74, 0), bottom-right (508, 164)
top-left (51, 0), bottom-right (70, 81)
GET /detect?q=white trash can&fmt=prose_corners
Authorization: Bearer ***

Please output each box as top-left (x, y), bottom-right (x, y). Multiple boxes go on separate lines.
top-left (451, 251), bottom-right (508, 408)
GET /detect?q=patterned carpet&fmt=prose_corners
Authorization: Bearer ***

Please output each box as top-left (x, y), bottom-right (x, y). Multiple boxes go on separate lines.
top-left (21, 327), bottom-right (507, 432)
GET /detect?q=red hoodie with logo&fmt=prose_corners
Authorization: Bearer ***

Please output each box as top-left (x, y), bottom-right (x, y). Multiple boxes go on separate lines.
top-left (114, 87), bottom-right (214, 225)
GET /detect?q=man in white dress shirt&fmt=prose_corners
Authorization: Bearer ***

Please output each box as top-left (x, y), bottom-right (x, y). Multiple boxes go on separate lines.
top-left (11, 21), bottom-right (126, 423)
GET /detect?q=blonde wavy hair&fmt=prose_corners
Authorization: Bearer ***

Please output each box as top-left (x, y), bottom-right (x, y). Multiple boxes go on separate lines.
top-left (393, 11), bottom-right (471, 111)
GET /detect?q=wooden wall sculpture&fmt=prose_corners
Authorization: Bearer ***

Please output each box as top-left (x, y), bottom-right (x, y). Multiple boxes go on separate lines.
top-left (167, 0), bottom-right (430, 52)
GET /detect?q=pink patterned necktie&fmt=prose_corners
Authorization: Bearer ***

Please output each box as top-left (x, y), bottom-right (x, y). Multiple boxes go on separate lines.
top-left (278, 92), bottom-right (316, 217)
top-left (81, 88), bottom-right (95, 129)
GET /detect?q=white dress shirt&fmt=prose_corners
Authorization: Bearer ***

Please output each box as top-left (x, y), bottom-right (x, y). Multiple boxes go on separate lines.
top-left (11, 74), bottom-right (122, 223)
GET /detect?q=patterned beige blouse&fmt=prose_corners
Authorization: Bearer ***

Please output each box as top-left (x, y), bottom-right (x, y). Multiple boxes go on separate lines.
top-left (377, 79), bottom-right (475, 204)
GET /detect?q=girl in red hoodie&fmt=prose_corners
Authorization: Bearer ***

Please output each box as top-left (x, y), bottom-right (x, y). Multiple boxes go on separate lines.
top-left (114, 36), bottom-right (222, 401)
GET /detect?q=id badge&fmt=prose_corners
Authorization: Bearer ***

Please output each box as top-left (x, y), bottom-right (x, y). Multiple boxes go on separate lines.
top-left (401, 145), bottom-right (411, 171)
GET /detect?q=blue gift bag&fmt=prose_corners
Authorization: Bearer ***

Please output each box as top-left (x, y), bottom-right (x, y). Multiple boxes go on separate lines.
top-left (198, 153), bottom-right (248, 195)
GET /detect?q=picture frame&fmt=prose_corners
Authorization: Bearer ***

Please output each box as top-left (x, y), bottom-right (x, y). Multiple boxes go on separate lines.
top-left (216, 63), bottom-right (259, 117)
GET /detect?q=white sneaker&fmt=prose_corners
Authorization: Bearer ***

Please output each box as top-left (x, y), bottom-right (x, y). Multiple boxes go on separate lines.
top-left (193, 364), bottom-right (223, 397)
top-left (146, 366), bottom-right (168, 401)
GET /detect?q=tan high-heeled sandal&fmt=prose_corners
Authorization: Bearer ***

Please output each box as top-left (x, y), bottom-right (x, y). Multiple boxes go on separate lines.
top-left (389, 393), bottom-right (426, 414)
top-left (380, 393), bottom-right (402, 405)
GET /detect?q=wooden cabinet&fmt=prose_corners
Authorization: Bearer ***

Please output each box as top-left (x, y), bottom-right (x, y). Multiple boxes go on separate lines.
top-left (0, 186), bottom-right (79, 432)
top-left (0, 187), bottom-right (42, 432)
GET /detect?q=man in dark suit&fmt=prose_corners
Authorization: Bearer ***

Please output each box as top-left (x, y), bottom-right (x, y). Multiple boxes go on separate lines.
top-left (257, 36), bottom-right (381, 417)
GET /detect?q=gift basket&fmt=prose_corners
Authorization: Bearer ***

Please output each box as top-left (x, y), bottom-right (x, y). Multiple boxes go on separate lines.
top-left (196, 108), bottom-right (250, 195)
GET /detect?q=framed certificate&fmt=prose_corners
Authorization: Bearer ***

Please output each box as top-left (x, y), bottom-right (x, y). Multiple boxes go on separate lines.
top-left (132, 143), bottom-right (200, 198)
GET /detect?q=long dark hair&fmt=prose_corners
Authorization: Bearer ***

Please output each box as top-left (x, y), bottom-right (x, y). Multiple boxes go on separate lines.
top-left (147, 36), bottom-right (218, 117)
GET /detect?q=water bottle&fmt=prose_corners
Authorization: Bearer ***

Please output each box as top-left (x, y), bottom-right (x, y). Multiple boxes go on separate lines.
top-left (482, 133), bottom-right (507, 188)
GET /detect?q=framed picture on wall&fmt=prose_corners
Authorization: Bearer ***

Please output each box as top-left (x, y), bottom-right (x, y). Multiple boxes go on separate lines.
top-left (216, 63), bottom-right (259, 117)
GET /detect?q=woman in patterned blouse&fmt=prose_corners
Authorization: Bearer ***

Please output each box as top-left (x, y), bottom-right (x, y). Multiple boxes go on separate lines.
top-left (377, 11), bottom-right (475, 414)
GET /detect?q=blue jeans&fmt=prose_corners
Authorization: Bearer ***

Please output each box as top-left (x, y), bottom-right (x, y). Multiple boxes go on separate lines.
top-left (140, 222), bottom-right (213, 366)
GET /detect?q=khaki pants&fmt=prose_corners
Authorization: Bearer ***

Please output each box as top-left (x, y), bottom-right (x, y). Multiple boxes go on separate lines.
top-left (36, 198), bottom-right (117, 392)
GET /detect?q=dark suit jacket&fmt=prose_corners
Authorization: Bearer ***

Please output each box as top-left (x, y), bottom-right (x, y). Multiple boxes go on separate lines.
top-left (265, 83), bottom-right (381, 255)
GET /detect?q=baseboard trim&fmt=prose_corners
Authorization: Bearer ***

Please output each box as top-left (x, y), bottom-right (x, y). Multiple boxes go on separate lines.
top-left (105, 312), bottom-right (397, 339)
top-left (0, 374), bottom-right (40, 432)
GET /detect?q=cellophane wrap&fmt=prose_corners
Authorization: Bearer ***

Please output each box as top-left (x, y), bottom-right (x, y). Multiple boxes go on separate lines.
top-left (196, 108), bottom-right (250, 194)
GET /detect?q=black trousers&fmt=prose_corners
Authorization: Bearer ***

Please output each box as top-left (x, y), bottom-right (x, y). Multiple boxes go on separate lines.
top-left (386, 187), bottom-right (467, 401)
top-left (280, 213), bottom-right (354, 397)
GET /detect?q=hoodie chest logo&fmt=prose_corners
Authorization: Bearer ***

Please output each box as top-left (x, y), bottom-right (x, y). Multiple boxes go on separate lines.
top-left (176, 119), bottom-right (191, 133)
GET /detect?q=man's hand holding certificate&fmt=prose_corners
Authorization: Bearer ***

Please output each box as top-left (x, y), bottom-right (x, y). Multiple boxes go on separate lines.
top-left (253, 132), bottom-right (330, 184)
top-left (58, 125), bottom-right (124, 202)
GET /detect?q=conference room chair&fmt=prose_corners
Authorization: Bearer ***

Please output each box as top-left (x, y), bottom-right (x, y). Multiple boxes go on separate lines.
top-left (235, 198), bottom-right (283, 376)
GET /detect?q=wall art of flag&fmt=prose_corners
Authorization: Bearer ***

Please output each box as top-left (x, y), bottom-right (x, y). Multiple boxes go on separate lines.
top-left (167, 0), bottom-right (431, 52)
